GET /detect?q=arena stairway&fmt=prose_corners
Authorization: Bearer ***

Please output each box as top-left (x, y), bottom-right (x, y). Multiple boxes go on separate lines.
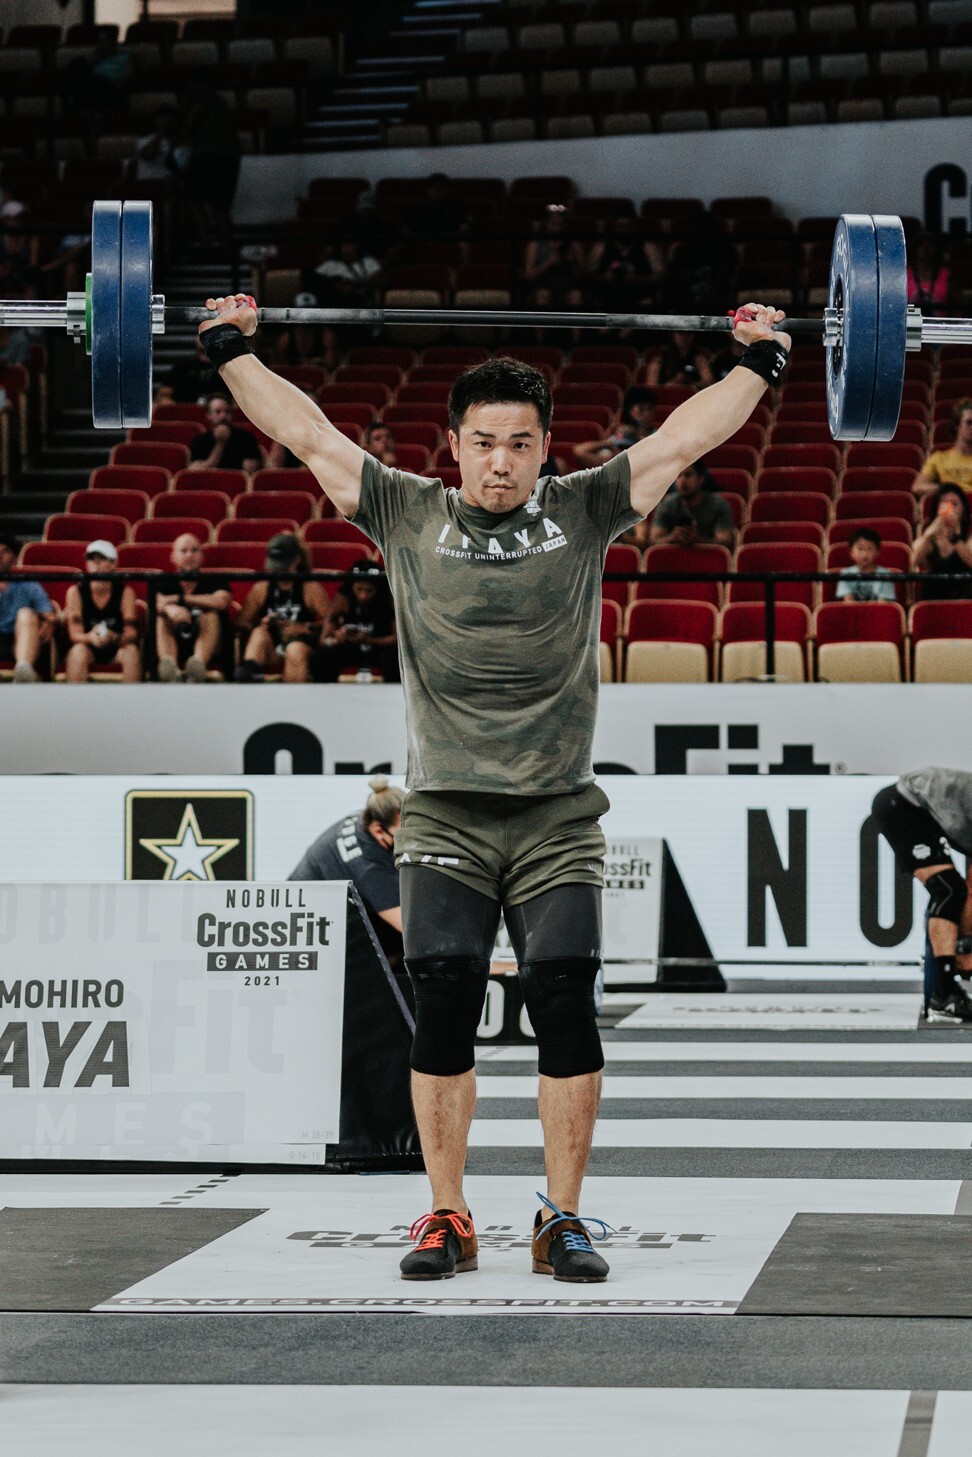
top-left (302, 0), bottom-right (501, 150)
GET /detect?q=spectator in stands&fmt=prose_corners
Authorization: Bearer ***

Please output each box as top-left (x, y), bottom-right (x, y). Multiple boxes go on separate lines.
top-left (315, 237), bottom-right (382, 308)
top-left (907, 233), bottom-right (950, 318)
top-left (38, 202), bottom-right (93, 296)
top-left (289, 775), bottom-right (405, 970)
top-left (573, 388), bottom-right (657, 469)
top-left (914, 399), bottom-right (972, 499)
top-left (156, 533), bottom-right (232, 684)
top-left (63, 540), bottom-right (141, 683)
top-left (646, 331), bottom-right (715, 390)
top-left (272, 300), bottom-right (338, 369)
top-left (236, 533), bottom-right (328, 684)
top-left (649, 461), bottom-right (735, 548)
top-left (0, 206), bottom-right (39, 292)
top-left (404, 173), bottom-right (469, 239)
top-left (0, 315), bottom-right (31, 368)
top-left (590, 216), bottom-right (665, 313)
top-left (913, 484), bottom-right (972, 599)
top-left (0, 532), bottom-right (55, 683)
top-left (181, 85), bottom-right (241, 257)
top-left (90, 27), bottom-right (133, 98)
top-left (313, 559), bottom-right (399, 684)
top-left (664, 213), bottom-right (738, 313)
top-left (835, 528), bottom-right (898, 603)
top-left (189, 394), bottom-right (263, 475)
top-left (167, 336), bottom-right (221, 404)
top-left (521, 205), bottom-right (588, 313)
top-left (364, 422), bottom-right (397, 467)
top-left (709, 335), bottom-right (747, 381)
top-left (135, 104), bottom-right (184, 184)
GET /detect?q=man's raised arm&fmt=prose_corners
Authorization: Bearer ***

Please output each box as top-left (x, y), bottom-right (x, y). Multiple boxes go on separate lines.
top-left (624, 304), bottom-right (791, 519)
top-left (198, 294), bottom-right (366, 518)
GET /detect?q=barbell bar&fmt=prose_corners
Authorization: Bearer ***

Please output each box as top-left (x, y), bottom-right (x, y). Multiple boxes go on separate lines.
top-left (4, 199), bottom-right (972, 439)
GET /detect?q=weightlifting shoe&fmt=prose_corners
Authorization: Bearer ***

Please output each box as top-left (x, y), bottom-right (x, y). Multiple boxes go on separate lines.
top-left (400, 1209), bottom-right (478, 1280)
top-left (926, 979), bottom-right (972, 1025)
top-left (531, 1193), bottom-right (613, 1283)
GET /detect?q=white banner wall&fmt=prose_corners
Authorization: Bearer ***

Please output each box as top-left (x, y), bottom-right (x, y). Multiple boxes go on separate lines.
top-left (0, 775), bottom-right (926, 971)
top-left (0, 682), bottom-right (965, 777)
top-left (233, 123), bottom-right (972, 229)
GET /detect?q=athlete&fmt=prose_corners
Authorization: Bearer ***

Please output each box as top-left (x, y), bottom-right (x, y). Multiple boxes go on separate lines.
top-left (872, 769), bottom-right (972, 1023)
top-left (196, 293), bottom-right (790, 1282)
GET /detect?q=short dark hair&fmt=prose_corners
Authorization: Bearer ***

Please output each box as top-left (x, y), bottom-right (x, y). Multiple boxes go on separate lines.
top-left (0, 531), bottom-right (20, 554)
top-left (848, 527), bottom-right (881, 549)
top-left (448, 357), bottom-right (553, 436)
top-left (931, 482), bottom-right (971, 535)
top-left (622, 386), bottom-right (656, 422)
top-left (365, 420), bottom-right (391, 440)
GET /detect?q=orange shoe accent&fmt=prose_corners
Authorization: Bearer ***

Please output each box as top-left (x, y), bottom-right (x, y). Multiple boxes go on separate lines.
top-left (409, 1210), bottom-right (475, 1252)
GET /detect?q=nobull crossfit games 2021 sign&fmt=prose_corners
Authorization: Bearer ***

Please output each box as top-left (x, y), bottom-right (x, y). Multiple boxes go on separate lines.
top-left (0, 881), bottom-right (347, 1163)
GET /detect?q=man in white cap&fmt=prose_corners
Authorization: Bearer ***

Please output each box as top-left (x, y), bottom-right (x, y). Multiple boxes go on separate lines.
top-left (62, 539), bottom-right (141, 683)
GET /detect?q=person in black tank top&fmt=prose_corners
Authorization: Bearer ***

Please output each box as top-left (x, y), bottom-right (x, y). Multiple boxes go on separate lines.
top-left (63, 540), bottom-right (142, 682)
top-left (313, 558), bottom-right (399, 682)
top-left (235, 532), bottom-right (328, 682)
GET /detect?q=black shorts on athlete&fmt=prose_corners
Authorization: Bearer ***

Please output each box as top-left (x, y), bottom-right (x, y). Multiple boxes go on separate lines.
top-left (871, 784), bottom-right (955, 873)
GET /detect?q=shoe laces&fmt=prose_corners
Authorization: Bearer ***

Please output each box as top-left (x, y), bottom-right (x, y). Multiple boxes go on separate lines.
top-left (408, 1210), bottom-right (474, 1251)
top-left (535, 1192), bottom-right (615, 1250)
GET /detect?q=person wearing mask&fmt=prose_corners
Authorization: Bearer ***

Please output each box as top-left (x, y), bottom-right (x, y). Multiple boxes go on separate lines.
top-left (913, 484), bottom-right (972, 599)
top-left (62, 540), bottom-right (141, 682)
top-left (289, 776), bottom-right (405, 968)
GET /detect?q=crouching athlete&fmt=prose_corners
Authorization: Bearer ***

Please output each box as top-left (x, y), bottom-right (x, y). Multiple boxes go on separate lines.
top-left (195, 292), bottom-right (791, 1281)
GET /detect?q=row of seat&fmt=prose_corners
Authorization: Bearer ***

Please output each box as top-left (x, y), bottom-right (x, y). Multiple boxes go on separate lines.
top-left (601, 598), bottom-right (972, 684)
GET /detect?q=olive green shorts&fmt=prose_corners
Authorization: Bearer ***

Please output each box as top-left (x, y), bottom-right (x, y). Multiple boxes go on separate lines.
top-left (394, 782), bottom-right (611, 905)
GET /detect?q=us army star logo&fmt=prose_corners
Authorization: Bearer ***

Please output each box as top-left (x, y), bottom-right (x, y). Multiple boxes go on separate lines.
top-left (138, 803), bottom-right (240, 881)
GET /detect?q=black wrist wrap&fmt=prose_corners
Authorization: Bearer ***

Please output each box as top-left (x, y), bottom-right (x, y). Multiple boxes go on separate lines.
top-left (737, 337), bottom-right (789, 384)
top-left (200, 323), bottom-right (253, 369)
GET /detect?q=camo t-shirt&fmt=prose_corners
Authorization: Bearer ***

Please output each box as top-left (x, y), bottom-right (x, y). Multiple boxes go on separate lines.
top-left (352, 453), bottom-right (641, 793)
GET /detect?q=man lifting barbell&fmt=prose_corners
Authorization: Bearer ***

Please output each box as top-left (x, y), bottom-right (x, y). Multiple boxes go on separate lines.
top-left (195, 289), bottom-right (791, 1283)
top-left (872, 769), bottom-right (972, 1025)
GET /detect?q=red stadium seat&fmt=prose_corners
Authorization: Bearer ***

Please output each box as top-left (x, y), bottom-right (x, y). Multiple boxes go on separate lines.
top-left (814, 600), bottom-right (906, 680)
top-left (762, 443), bottom-right (843, 473)
top-left (571, 347), bottom-right (638, 369)
top-left (769, 421), bottom-right (836, 445)
top-left (552, 383), bottom-right (623, 412)
top-left (235, 491), bottom-right (316, 523)
top-left (319, 382), bottom-right (391, 409)
top-left (396, 382), bottom-right (453, 405)
top-left (44, 514), bottom-right (129, 545)
top-left (128, 421), bottom-right (202, 447)
top-left (599, 598), bottom-right (622, 680)
top-left (345, 346), bottom-right (416, 369)
top-left (719, 601), bottom-right (811, 681)
top-left (389, 422), bottom-right (443, 451)
top-left (131, 517), bottom-right (214, 544)
top-left (725, 422), bottom-right (766, 452)
top-left (216, 517), bottom-right (299, 544)
top-left (834, 492), bottom-right (915, 524)
top-left (623, 599), bottom-right (717, 682)
top-left (558, 364), bottom-right (632, 390)
top-left (602, 543), bottom-right (641, 609)
top-left (89, 465), bottom-right (170, 495)
top-left (66, 488), bottom-right (149, 523)
top-left (393, 444), bottom-right (433, 473)
top-left (722, 493), bottom-right (746, 529)
top-left (840, 467), bottom-right (919, 493)
top-left (829, 517), bottom-right (913, 548)
top-left (554, 405), bottom-right (615, 430)
top-left (844, 442), bottom-right (925, 471)
top-left (741, 522), bottom-right (826, 548)
top-left (110, 442), bottom-right (191, 474)
top-left (755, 467), bottom-right (836, 497)
top-left (821, 542), bottom-right (909, 602)
top-left (748, 492), bottom-right (832, 528)
top-left (151, 491), bottom-right (231, 526)
top-left (308, 544), bottom-right (372, 573)
top-left (423, 347), bottom-right (488, 365)
top-left (153, 403), bottom-right (208, 425)
top-left (636, 545), bottom-right (731, 607)
top-left (19, 541), bottom-right (87, 607)
top-left (709, 468), bottom-right (754, 500)
top-left (706, 444), bottom-right (761, 474)
top-left (383, 403), bottom-right (451, 429)
top-left (171, 468), bottom-right (249, 499)
top-left (325, 404), bottom-right (375, 430)
top-left (334, 365), bottom-right (405, 390)
top-left (250, 468), bottom-right (324, 498)
top-left (198, 543), bottom-right (267, 574)
top-left (276, 365), bottom-right (328, 391)
top-left (304, 519), bottom-right (374, 547)
top-left (910, 600), bottom-right (972, 680)
top-left (728, 543), bottom-right (821, 608)
top-left (115, 543), bottom-right (175, 599)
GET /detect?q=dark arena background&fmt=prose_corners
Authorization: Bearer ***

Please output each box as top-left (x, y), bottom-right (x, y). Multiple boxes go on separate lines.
top-left (2, 0), bottom-right (972, 1452)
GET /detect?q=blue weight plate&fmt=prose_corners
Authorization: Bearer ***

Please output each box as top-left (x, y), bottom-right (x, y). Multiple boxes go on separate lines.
top-left (120, 201), bottom-right (154, 428)
top-left (826, 215), bottom-right (878, 441)
top-left (90, 201), bottom-right (122, 429)
top-left (866, 214), bottom-right (908, 441)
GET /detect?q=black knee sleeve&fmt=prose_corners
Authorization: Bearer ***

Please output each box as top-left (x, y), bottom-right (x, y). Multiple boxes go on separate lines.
top-left (926, 868), bottom-right (967, 926)
top-left (519, 958), bottom-right (604, 1078)
top-left (406, 956), bottom-right (490, 1077)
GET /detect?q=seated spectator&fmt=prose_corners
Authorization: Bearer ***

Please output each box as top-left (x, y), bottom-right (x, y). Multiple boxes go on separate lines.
top-left (521, 205), bottom-right (588, 311)
top-left (272, 302), bottom-right (339, 368)
top-left (835, 528), bottom-right (899, 603)
top-left (156, 533), bottom-right (232, 683)
top-left (364, 421), bottom-right (397, 467)
top-left (709, 335), bottom-right (746, 381)
top-left (0, 205), bottom-right (40, 292)
top-left (913, 484), bottom-right (972, 599)
top-left (573, 388), bottom-right (657, 468)
top-left (907, 232), bottom-right (950, 317)
top-left (38, 201), bottom-right (93, 296)
top-left (236, 533), bottom-right (328, 683)
top-left (645, 330), bottom-right (715, 390)
top-left (188, 394), bottom-right (263, 475)
top-left (0, 318), bottom-right (30, 367)
top-left (664, 212), bottom-right (739, 313)
top-left (314, 237), bottom-right (381, 308)
top-left (0, 532), bottom-right (55, 683)
top-left (63, 540), bottom-right (141, 683)
top-left (135, 104), bottom-right (183, 184)
top-left (914, 399), bottom-right (972, 498)
top-left (166, 335), bottom-right (221, 404)
top-left (313, 559), bottom-right (399, 684)
top-left (649, 462), bottom-right (735, 548)
top-left (289, 775), bottom-right (405, 970)
top-left (590, 215), bottom-right (665, 311)
top-left (403, 173), bottom-right (468, 239)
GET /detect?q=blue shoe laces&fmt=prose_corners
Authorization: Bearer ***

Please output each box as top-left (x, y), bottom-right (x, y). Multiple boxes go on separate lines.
top-left (535, 1192), bottom-right (616, 1250)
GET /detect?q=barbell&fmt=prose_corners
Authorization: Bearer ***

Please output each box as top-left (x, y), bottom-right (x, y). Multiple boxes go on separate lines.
top-left (3, 200), bottom-right (972, 439)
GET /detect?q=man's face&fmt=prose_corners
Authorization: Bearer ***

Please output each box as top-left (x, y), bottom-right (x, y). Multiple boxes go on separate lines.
top-left (957, 410), bottom-right (972, 448)
top-left (676, 467), bottom-right (702, 497)
top-left (172, 536), bottom-right (203, 572)
top-left (207, 398), bottom-right (232, 429)
top-left (85, 553), bottom-right (114, 575)
top-left (366, 427), bottom-right (393, 456)
top-left (629, 402), bottom-right (654, 428)
top-left (850, 537), bottom-right (879, 570)
top-left (451, 402), bottom-right (549, 515)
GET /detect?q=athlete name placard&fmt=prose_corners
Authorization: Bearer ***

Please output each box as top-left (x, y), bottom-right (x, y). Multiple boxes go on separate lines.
top-left (0, 881), bottom-right (347, 1164)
